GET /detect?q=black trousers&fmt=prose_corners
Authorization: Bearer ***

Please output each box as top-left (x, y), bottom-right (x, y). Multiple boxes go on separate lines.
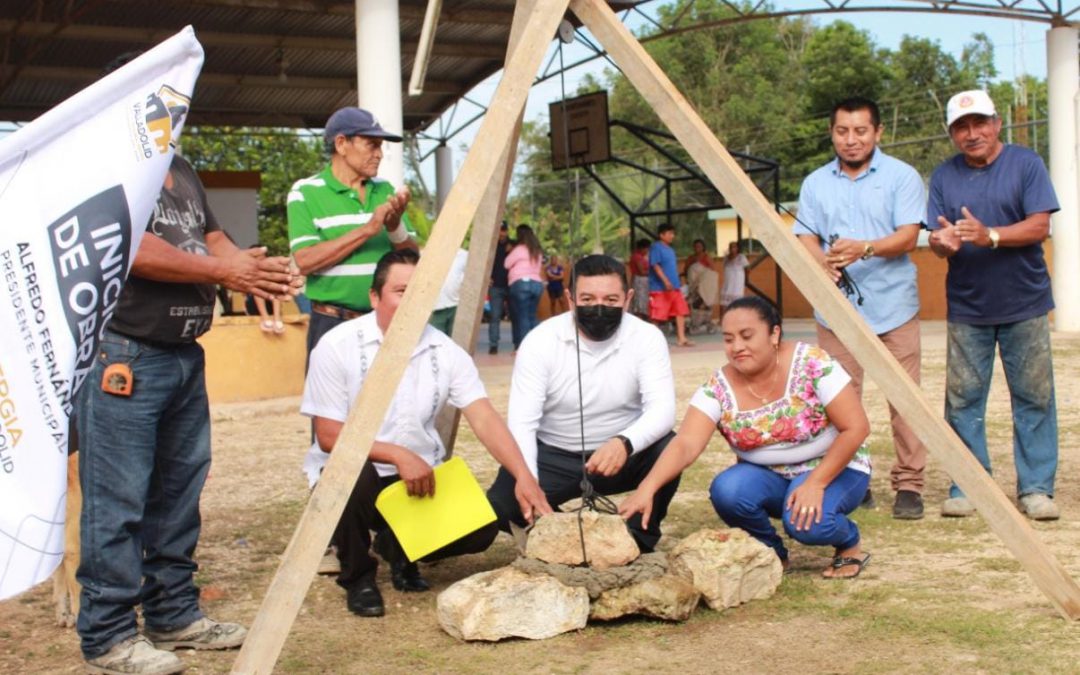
top-left (334, 460), bottom-right (499, 589)
top-left (486, 431), bottom-right (680, 552)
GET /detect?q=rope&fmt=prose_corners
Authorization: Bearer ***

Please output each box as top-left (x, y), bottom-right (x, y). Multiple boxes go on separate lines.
top-left (554, 36), bottom-right (613, 567)
top-left (775, 203), bottom-right (864, 306)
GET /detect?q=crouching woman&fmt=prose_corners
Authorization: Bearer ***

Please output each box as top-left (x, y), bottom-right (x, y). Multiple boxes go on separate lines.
top-left (620, 296), bottom-right (872, 578)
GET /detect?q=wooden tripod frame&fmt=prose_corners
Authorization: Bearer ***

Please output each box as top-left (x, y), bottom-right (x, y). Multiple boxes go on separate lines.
top-left (233, 1), bottom-right (1080, 671)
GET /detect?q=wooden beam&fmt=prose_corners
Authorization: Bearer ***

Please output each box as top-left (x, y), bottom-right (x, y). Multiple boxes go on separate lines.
top-left (570, 0), bottom-right (1080, 621)
top-left (229, 1), bottom-right (569, 672)
top-left (436, 0), bottom-right (535, 451)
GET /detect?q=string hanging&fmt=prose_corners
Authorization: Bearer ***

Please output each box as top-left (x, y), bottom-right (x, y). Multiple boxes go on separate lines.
top-left (554, 31), bottom-right (618, 569)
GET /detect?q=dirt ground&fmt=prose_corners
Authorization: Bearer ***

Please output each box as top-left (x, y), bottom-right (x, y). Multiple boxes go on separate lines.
top-left (3, 320), bottom-right (1080, 673)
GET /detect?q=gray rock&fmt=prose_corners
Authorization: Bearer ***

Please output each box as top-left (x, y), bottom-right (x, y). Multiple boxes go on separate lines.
top-left (590, 573), bottom-right (701, 622)
top-left (437, 567), bottom-right (589, 641)
top-left (512, 552), bottom-right (669, 599)
top-left (669, 528), bottom-right (782, 611)
top-left (525, 511), bottom-right (640, 570)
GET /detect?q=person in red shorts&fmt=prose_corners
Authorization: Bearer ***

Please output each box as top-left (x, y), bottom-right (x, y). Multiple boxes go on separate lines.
top-left (648, 224), bottom-right (693, 346)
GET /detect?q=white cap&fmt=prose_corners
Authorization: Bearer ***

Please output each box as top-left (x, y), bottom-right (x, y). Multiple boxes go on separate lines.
top-left (946, 90), bottom-right (996, 128)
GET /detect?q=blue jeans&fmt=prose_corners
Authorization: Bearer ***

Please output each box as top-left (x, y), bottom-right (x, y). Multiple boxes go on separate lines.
top-left (509, 279), bottom-right (542, 349)
top-left (75, 330), bottom-right (211, 658)
top-left (488, 285), bottom-right (509, 350)
top-left (945, 315), bottom-right (1058, 499)
top-left (709, 462), bottom-right (869, 561)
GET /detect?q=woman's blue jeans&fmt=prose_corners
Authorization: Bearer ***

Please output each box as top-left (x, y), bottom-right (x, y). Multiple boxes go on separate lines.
top-left (945, 315), bottom-right (1058, 499)
top-left (509, 279), bottom-right (543, 349)
top-left (75, 331), bottom-right (210, 658)
top-left (709, 462), bottom-right (869, 561)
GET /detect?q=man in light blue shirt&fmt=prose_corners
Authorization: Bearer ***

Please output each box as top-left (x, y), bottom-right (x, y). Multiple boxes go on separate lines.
top-left (795, 96), bottom-right (928, 520)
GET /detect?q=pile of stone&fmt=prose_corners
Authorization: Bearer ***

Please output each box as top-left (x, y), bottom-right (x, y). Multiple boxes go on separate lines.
top-left (437, 512), bottom-right (782, 641)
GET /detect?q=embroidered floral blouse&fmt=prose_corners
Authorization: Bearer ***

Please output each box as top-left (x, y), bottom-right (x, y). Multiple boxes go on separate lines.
top-left (689, 341), bottom-right (872, 479)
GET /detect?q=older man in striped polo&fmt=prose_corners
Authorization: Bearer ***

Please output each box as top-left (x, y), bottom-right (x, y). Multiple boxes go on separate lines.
top-left (288, 106), bottom-right (418, 356)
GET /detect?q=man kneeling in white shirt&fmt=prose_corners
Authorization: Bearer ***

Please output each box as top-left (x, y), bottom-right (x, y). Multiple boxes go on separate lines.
top-left (303, 249), bottom-right (551, 617)
top-left (487, 254), bottom-right (681, 551)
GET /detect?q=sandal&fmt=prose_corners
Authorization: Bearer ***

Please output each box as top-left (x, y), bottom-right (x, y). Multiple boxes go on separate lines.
top-left (259, 320), bottom-right (274, 333)
top-left (824, 553), bottom-right (871, 579)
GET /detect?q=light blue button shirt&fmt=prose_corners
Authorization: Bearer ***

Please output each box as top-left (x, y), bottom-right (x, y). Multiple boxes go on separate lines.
top-left (794, 148), bottom-right (925, 334)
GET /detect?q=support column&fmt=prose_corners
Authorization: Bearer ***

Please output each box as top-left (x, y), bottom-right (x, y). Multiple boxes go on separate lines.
top-left (356, 0), bottom-right (405, 187)
top-left (435, 143), bottom-right (453, 212)
top-left (1047, 24), bottom-right (1079, 331)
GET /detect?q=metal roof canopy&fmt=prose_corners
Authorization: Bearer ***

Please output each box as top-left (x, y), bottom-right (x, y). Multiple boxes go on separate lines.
top-left (1, 1), bottom-right (1076, 137)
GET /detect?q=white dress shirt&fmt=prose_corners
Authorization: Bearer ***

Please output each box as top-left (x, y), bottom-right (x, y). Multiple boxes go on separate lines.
top-left (509, 311), bottom-right (676, 478)
top-left (301, 312), bottom-right (487, 479)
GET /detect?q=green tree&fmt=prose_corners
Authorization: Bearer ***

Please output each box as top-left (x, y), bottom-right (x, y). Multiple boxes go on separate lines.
top-left (181, 127), bottom-right (324, 256)
top-left (801, 22), bottom-right (888, 119)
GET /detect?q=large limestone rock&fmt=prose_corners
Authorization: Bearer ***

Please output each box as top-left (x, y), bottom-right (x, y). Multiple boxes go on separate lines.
top-left (437, 567), bottom-right (589, 641)
top-left (669, 528), bottom-right (782, 610)
top-left (525, 511), bottom-right (640, 570)
top-left (590, 573), bottom-right (701, 622)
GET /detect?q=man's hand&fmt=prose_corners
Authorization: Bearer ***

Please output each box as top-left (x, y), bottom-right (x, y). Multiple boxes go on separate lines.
top-left (513, 474), bottom-right (553, 525)
top-left (218, 247), bottom-right (300, 300)
top-left (378, 187), bottom-right (411, 232)
top-left (617, 486), bottom-right (655, 530)
top-left (585, 438), bottom-right (628, 477)
top-left (393, 447), bottom-right (435, 497)
top-left (931, 216), bottom-right (963, 257)
top-left (955, 206), bottom-right (991, 247)
top-left (825, 237), bottom-right (865, 271)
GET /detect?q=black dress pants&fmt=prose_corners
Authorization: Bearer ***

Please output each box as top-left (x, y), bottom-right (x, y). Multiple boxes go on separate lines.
top-left (486, 431), bottom-right (679, 552)
top-left (333, 460), bottom-right (500, 589)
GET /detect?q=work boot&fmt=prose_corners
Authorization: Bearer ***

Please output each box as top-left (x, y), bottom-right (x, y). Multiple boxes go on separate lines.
top-left (144, 617), bottom-right (246, 651)
top-left (1019, 493), bottom-right (1060, 521)
top-left (941, 496), bottom-right (975, 518)
top-left (892, 490), bottom-right (924, 520)
top-left (84, 635), bottom-right (184, 675)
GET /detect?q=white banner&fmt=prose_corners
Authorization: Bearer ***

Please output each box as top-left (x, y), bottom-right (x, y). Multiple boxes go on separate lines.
top-left (0, 28), bottom-right (204, 600)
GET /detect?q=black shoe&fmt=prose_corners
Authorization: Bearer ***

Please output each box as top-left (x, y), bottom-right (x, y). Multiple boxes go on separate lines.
top-left (892, 490), bottom-right (924, 520)
top-left (859, 488), bottom-right (876, 510)
top-left (390, 561), bottom-right (431, 593)
top-left (488, 345), bottom-right (498, 355)
top-left (346, 578), bottom-right (385, 617)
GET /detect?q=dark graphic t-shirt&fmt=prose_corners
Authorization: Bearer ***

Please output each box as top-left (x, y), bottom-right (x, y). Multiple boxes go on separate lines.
top-left (108, 155), bottom-right (221, 343)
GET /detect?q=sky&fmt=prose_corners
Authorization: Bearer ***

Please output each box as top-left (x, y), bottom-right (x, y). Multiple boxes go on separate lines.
top-left (417, 4), bottom-right (1056, 187)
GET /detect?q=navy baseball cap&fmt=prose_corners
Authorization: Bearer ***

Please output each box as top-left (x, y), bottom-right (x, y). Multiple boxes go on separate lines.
top-left (324, 107), bottom-right (403, 143)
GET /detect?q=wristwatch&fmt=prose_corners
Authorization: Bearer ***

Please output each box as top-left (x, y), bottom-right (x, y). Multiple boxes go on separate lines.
top-left (987, 228), bottom-right (1000, 249)
top-left (615, 435), bottom-right (634, 457)
top-left (861, 242), bottom-right (875, 260)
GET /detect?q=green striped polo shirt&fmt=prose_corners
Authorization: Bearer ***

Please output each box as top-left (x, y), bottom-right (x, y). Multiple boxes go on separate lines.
top-left (287, 165), bottom-right (412, 311)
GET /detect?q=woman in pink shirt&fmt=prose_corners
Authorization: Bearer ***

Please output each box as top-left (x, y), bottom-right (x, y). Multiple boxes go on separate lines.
top-left (504, 224), bottom-right (544, 350)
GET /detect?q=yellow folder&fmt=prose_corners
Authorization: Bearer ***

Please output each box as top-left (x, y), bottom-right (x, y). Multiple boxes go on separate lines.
top-left (374, 456), bottom-right (497, 562)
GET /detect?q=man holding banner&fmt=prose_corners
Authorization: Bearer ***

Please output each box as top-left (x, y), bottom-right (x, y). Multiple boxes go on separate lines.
top-left (0, 29), bottom-right (290, 675)
top-left (75, 150), bottom-right (300, 673)
top-left (302, 249), bottom-right (550, 617)
top-left (68, 51), bottom-right (301, 674)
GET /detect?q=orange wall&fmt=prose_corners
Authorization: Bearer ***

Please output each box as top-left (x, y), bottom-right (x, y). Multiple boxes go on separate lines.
top-left (199, 315), bottom-right (308, 404)
top-left (746, 240), bottom-right (1055, 320)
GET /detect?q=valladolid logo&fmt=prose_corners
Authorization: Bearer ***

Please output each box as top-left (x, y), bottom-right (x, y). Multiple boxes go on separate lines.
top-left (130, 84), bottom-right (190, 160)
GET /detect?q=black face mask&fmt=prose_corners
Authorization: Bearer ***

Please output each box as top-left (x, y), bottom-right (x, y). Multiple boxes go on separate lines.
top-left (575, 304), bottom-right (623, 341)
